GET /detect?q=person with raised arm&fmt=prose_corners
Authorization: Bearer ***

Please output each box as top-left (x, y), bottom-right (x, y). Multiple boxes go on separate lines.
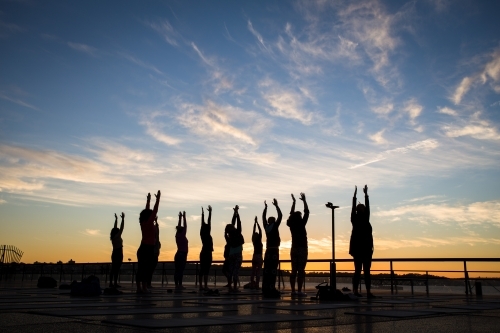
top-left (222, 231), bottom-right (231, 287)
top-left (136, 191), bottom-right (161, 293)
top-left (350, 185), bottom-right (375, 298)
top-left (287, 192), bottom-right (310, 297)
top-left (147, 217), bottom-right (161, 289)
top-left (199, 205), bottom-right (213, 291)
top-left (110, 212), bottom-right (125, 288)
top-left (250, 216), bottom-right (263, 289)
top-left (262, 198), bottom-right (282, 298)
top-left (225, 205), bottom-right (244, 292)
top-left (174, 211), bottom-right (188, 290)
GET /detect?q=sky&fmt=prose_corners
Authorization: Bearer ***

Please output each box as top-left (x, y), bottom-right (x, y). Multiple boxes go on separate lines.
top-left (1, 0), bottom-right (500, 274)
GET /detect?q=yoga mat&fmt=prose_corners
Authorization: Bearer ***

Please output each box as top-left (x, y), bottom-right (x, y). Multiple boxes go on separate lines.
top-left (259, 303), bottom-right (361, 311)
top-left (345, 309), bottom-right (436, 318)
top-left (30, 306), bottom-right (236, 316)
top-left (0, 301), bottom-right (155, 311)
top-left (184, 299), bottom-right (279, 306)
top-left (103, 313), bottom-right (326, 328)
top-left (436, 304), bottom-right (500, 311)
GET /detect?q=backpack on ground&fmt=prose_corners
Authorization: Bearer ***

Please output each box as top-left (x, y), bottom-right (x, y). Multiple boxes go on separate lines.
top-left (70, 275), bottom-right (102, 296)
top-left (37, 276), bottom-right (57, 288)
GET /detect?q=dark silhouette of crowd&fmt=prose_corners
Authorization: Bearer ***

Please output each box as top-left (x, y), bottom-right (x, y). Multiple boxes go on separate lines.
top-left (109, 186), bottom-right (375, 298)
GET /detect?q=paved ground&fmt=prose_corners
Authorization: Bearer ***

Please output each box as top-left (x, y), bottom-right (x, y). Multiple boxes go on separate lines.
top-left (1, 284), bottom-right (499, 332)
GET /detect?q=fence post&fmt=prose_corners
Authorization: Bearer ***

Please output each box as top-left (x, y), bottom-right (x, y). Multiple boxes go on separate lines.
top-left (464, 260), bottom-right (470, 296)
top-left (161, 263), bottom-right (165, 287)
top-left (195, 262), bottom-right (198, 287)
top-left (278, 261), bottom-right (281, 290)
top-left (426, 271), bottom-right (429, 296)
top-left (390, 261), bottom-right (394, 295)
top-left (131, 263), bottom-right (135, 286)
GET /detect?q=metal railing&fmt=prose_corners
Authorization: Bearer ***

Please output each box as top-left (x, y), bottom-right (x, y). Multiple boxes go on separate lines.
top-left (1, 257), bottom-right (499, 296)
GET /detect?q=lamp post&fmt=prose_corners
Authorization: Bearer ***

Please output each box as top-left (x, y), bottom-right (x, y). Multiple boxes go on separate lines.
top-left (325, 202), bottom-right (339, 291)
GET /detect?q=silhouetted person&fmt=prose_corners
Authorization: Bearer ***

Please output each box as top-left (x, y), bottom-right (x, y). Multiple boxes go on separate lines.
top-left (137, 191), bottom-right (161, 293)
top-left (174, 211), bottom-right (188, 289)
top-left (262, 199), bottom-right (282, 298)
top-left (350, 185), bottom-right (375, 298)
top-left (148, 217), bottom-right (161, 288)
top-left (110, 212), bottom-right (125, 288)
top-left (222, 231), bottom-right (231, 287)
top-left (250, 216), bottom-right (263, 289)
top-left (226, 205), bottom-right (244, 292)
top-left (199, 205), bottom-right (213, 291)
top-left (287, 193), bottom-right (309, 297)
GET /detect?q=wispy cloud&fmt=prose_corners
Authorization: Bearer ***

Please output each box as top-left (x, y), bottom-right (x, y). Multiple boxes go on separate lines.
top-left (140, 115), bottom-right (181, 146)
top-left (190, 42), bottom-right (233, 93)
top-left (374, 200), bottom-right (500, 226)
top-left (443, 112), bottom-right (500, 140)
top-left (402, 98), bottom-right (423, 124)
top-left (67, 42), bottom-right (98, 57)
top-left (452, 49), bottom-right (500, 104)
top-left (437, 106), bottom-right (458, 116)
top-left (0, 92), bottom-right (39, 111)
top-left (147, 19), bottom-right (179, 46)
top-left (259, 79), bottom-right (315, 125)
top-left (82, 229), bottom-right (101, 236)
top-left (349, 139), bottom-right (438, 169)
top-left (177, 100), bottom-right (267, 146)
top-left (119, 52), bottom-right (163, 75)
top-left (247, 20), bottom-right (269, 51)
top-left (369, 129), bottom-right (388, 144)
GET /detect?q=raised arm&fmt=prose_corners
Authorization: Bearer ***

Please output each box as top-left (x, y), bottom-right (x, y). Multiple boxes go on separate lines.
top-left (351, 186), bottom-right (357, 223)
top-left (114, 213), bottom-right (118, 229)
top-left (255, 217), bottom-right (262, 235)
top-left (300, 193), bottom-right (309, 224)
top-left (207, 205), bottom-right (212, 231)
top-left (273, 198), bottom-right (282, 226)
top-left (236, 210), bottom-right (241, 233)
top-left (119, 212), bottom-right (125, 234)
top-left (262, 201), bottom-right (268, 228)
top-left (182, 211), bottom-right (187, 235)
top-left (363, 185), bottom-right (370, 220)
top-left (201, 207), bottom-right (205, 227)
top-left (146, 193), bottom-right (151, 210)
top-left (231, 205), bottom-right (238, 226)
top-left (290, 194), bottom-right (296, 214)
top-left (178, 211), bottom-right (182, 228)
top-left (151, 190), bottom-right (160, 216)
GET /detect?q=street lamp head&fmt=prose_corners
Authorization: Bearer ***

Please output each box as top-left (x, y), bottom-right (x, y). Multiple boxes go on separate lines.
top-left (325, 202), bottom-right (339, 210)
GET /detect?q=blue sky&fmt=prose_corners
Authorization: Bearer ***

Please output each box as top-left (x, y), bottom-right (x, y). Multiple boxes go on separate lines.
top-left (1, 0), bottom-right (500, 264)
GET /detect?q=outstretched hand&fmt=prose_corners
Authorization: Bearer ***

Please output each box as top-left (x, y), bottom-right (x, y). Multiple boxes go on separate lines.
top-left (233, 205), bottom-right (239, 212)
top-left (291, 194), bottom-right (295, 201)
top-left (326, 202), bottom-right (334, 209)
top-left (120, 212), bottom-right (125, 219)
top-left (155, 190), bottom-right (161, 199)
top-left (354, 186), bottom-right (357, 197)
top-left (264, 200), bottom-right (267, 208)
top-left (272, 198), bottom-right (278, 206)
top-left (182, 211), bottom-right (186, 218)
top-left (147, 193), bottom-right (151, 201)
top-left (178, 211), bottom-right (182, 218)
top-left (254, 216), bottom-right (258, 224)
top-left (299, 192), bottom-right (306, 201)
top-left (114, 213), bottom-right (117, 221)
top-left (201, 206), bottom-right (204, 215)
top-left (207, 205), bottom-right (212, 212)
top-left (363, 185), bottom-right (368, 195)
